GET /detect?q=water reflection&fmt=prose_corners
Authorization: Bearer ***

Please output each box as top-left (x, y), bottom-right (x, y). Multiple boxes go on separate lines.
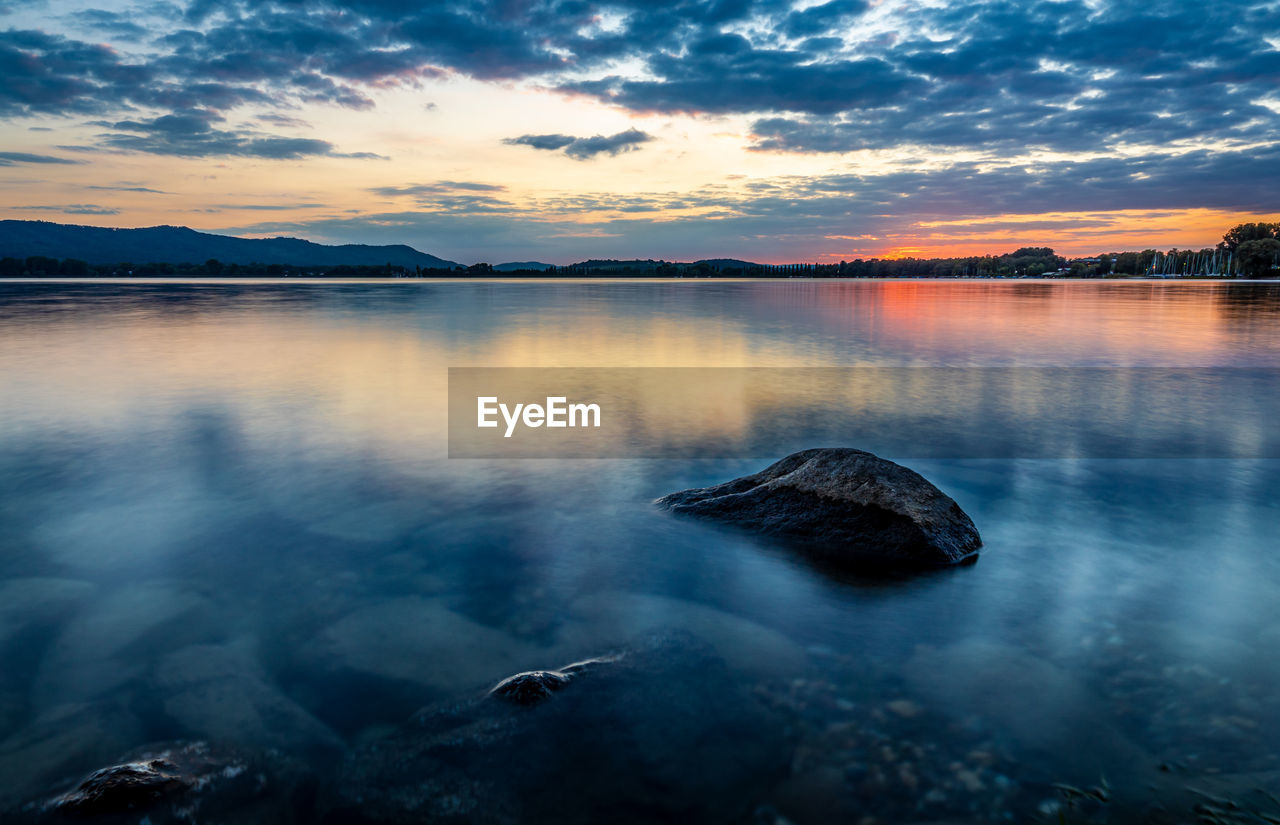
top-left (0, 280), bottom-right (1278, 822)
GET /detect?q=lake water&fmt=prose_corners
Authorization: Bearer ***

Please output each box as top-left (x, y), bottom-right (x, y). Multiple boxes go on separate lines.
top-left (1, 279), bottom-right (1278, 823)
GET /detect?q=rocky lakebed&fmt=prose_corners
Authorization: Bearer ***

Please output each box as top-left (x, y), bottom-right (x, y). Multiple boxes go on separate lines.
top-left (2, 450), bottom-right (1278, 824)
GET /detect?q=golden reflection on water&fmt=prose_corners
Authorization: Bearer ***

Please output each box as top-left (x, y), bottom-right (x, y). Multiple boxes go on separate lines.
top-left (1, 281), bottom-right (1277, 461)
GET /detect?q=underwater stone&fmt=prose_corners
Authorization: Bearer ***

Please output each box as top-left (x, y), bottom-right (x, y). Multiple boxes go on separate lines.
top-left (489, 670), bottom-right (573, 705)
top-left (17, 741), bottom-right (314, 825)
top-left (488, 656), bottom-right (620, 706)
top-left (333, 635), bottom-right (787, 825)
top-left (51, 758), bottom-right (190, 815)
top-left (656, 448), bottom-right (982, 568)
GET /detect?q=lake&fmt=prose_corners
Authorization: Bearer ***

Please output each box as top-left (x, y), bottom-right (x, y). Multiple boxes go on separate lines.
top-left (1, 279), bottom-right (1278, 823)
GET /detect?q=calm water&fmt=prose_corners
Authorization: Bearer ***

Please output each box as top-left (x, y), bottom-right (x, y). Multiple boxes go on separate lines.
top-left (1, 280), bottom-right (1279, 823)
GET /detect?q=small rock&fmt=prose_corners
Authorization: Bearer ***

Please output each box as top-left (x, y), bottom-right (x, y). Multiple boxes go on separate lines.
top-left (49, 758), bottom-right (190, 815)
top-left (13, 741), bottom-right (313, 825)
top-left (337, 634), bottom-right (788, 825)
top-left (488, 656), bottom-right (619, 706)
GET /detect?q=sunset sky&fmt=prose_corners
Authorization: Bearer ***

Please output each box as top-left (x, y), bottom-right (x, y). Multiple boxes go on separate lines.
top-left (1, 0), bottom-right (1278, 264)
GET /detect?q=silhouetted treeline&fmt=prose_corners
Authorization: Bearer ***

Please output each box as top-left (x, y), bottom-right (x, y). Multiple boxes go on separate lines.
top-left (0, 257), bottom-right (455, 279)
top-left (0, 249), bottom-right (1071, 279)
top-left (3, 226), bottom-right (1276, 279)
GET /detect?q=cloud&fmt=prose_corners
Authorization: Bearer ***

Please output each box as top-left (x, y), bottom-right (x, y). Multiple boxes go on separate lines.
top-left (67, 8), bottom-right (148, 37)
top-left (212, 202), bottom-right (330, 210)
top-left (8, 0), bottom-right (1277, 164)
top-left (5, 0), bottom-right (1280, 253)
top-left (503, 134), bottom-right (576, 151)
top-left (256, 113), bottom-right (312, 129)
top-left (504, 128), bottom-right (654, 159)
top-left (13, 204), bottom-right (120, 215)
top-left (66, 109), bottom-right (385, 160)
top-left (736, 0), bottom-right (1280, 154)
top-left (221, 141), bottom-right (1280, 263)
top-left (370, 181), bottom-right (508, 197)
top-left (0, 151), bottom-right (83, 165)
top-left (87, 184), bottom-right (169, 193)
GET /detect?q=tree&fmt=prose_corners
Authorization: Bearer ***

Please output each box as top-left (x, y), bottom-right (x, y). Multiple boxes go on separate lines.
top-left (58, 258), bottom-right (89, 276)
top-left (1236, 238), bottom-right (1280, 278)
top-left (1220, 222), bottom-right (1280, 252)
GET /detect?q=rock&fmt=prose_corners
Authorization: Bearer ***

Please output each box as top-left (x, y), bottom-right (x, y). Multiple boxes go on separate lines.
top-left (488, 656), bottom-right (619, 706)
top-left (48, 757), bottom-right (191, 815)
top-left (13, 741), bottom-right (316, 825)
top-left (488, 669), bottom-right (572, 706)
top-left (656, 448), bottom-right (981, 568)
top-left (329, 634), bottom-right (789, 825)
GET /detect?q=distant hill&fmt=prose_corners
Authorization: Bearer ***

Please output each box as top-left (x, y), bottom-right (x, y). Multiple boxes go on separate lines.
top-left (695, 258), bottom-right (760, 269)
top-left (570, 259), bottom-right (662, 271)
top-left (0, 221), bottom-right (457, 268)
top-left (493, 261), bottom-right (554, 271)
top-left (563, 258), bottom-right (762, 271)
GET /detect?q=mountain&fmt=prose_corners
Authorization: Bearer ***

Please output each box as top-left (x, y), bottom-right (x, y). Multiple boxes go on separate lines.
top-left (0, 221), bottom-right (457, 268)
top-left (493, 261), bottom-right (554, 271)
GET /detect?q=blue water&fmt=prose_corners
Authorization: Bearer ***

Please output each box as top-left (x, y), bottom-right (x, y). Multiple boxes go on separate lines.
top-left (1, 280), bottom-right (1278, 822)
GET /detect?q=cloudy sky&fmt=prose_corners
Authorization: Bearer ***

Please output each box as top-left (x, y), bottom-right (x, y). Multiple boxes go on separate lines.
top-left (1, 0), bottom-right (1278, 264)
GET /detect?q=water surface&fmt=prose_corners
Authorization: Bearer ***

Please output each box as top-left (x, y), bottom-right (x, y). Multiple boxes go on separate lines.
top-left (1, 279), bottom-right (1278, 822)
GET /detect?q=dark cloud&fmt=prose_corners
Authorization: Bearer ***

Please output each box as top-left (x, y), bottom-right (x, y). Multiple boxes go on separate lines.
top-left (0, 28), bottom-right (273, 117)
top-left (740, 0), bottom-right (1280, 153)
top-left (505, 128), bottom-right (653, 159)
top-left (562, 54), bottom-right (918, 116)
top-left (503, 134), bottom-right (577, 151)
top-left (66, 109), bottom-right (384, 159)
top-left (781, 0), bottom-right (870, 38)
top-left (0, 151), bottom-right (83, 165)
top-left (7, 0), bottom-right (1276, 162)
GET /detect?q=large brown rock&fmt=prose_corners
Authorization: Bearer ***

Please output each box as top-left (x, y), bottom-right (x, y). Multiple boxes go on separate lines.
top-left (656, 448), bottom-right (981, 568)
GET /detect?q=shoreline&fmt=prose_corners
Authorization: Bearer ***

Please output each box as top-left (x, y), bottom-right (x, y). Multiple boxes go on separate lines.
top-left (2, 276), bottom-right (1277, 284)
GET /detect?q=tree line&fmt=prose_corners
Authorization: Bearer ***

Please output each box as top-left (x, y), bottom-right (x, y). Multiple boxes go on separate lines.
top-left (2, 223), bottom-right (1276, 279)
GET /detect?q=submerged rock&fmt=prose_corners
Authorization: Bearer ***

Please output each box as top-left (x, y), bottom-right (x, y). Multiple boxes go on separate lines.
top-left (49, 757), bottom-right (190, 816)
top-left (488, 656), bottom-right (619, 706)
top-left (656, 448), bottom-right (981, 568)
top-left (329, 634), bottom-right (789, 825)
top-left (14, 741), bottom-right (314, 825)
top-left (488, 669), bottom-right (572, 705)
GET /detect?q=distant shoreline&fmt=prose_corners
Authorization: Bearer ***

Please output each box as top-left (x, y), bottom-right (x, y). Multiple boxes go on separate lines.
top-left (3, 275), bottom-right (1276, 283)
